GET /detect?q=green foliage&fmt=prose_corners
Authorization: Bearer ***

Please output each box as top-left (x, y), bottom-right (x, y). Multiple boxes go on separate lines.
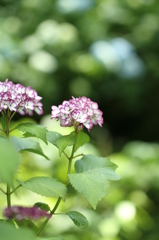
top-left (0, 138), bottom-right (22, 185)
top-left (55, 131), bottom-right (90, 156)
top-left (0, 222), bottom-right (36, 240)
top-left (56, 132), bottom-right (76, 156)
top-left (66, 211), bottom-right (89, 229)
top-left (2, 0), bottom-right (159, 236)
top-left (15, 219), bottom-right (38, 233)
top-left (10, 136), bottom-right (49, 160)
top-left (18, 177), bottom-right (67, 200)
top-left (74, 131), bottom-right (90, 152)
top-left (68, 155), bottom-right (120, 209)
top-left (46, 131), bottom-right (62, 147)
top-left (75, 154), bottom-right (119, 172)
top-left (16, 123), bottom-right (48, 144)
top-left (0, 115), bottom-right (7, 131)
top-left (34, 202), bottom-right (50, 212)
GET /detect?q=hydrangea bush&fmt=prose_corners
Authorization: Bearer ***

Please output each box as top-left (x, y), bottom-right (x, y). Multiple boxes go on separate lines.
top-left (0, 79), bottom-right (120, 240)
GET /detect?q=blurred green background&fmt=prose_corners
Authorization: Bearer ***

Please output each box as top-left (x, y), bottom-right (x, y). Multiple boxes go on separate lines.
top-left (0, 0), bottom-right (159, 239)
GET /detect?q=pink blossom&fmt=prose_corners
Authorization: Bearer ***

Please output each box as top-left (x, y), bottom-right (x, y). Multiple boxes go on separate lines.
top-left (0, 79), bottom-right (43, 116)
top-left (4, 206), bottom-right (51, 220)
top-left (51, 96), bottom-right (103, 131)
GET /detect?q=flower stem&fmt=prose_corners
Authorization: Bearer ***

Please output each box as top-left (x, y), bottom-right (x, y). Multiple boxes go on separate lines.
top-left (36, 197), bottom-right (62, 237)
top-left (10, 111), bottom-right (16, 121)
top-left (9, 127), bottom-right (16, 133)
top-left (73, 153), bottom-right (85, 159)
top-left (10, 184), bottom-right (22, 194)
top-left (6, 184), bottom-right (11, 207)
top-left (0, 187), bottom-right (6, 194)
top-left (6, 109), bottom-right (11, 207)
top-left (36, 135), bottom-right (77, 237)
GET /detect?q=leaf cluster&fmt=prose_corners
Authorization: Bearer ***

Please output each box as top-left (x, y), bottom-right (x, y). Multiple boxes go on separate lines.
top-left (0, 122), bottom-right (120, 237)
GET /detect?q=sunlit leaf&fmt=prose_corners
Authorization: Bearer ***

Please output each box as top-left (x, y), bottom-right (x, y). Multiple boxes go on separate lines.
top-left (75, 154), bottom-right (119, 172)
top-left (0, 138), bottom-right (22, 185)
top-left (10, 136), bottom-right (49, 160)
top-left (74, 131), bottom-right (90, 152)
top-left (68, 171), bottom-right (110, 209)
top-left (68, 154), bottom-right (120, 209)
top-left (46, 131), bottom-right (62, 147)
top-left (16, 123), bottom-right (48, 144)
top-left (67, 211), bottom-right (89, 229)
top-left (56, 132), bottom-right (76, 156)
top-left (18, 177), bottom-right (67, 200)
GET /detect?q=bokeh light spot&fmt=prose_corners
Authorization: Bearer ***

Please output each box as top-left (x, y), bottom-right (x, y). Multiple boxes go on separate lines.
top-left (56, 0), bottom-right (94, 13)
top-left (98, 217), bottom-right (120, 237)
top-left (22, 35), bottom-right (43, 54)
top-left (28, 50), bottom-right (58, 73)
top-left (115, 201), bottom-right (136, 222)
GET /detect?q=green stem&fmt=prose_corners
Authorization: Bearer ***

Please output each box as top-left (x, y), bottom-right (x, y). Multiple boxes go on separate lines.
top-left (36, 133), bottom-right (78, 237)
top-left (9, 127), bottom-right (16, 133)
top-left (66, 158), bottom-right (73, 185)
top-left (10, 111), bottom-right (16, 121)
top-left (36, 197), bottom-right (62, 237)
top-left (63, 151), bottom-right (70, 160)
top-left (6, 109), bottom-right (11, 207)
top-left (6, 184), bottom-right (11, 207)
top-left (50, 197), bottom-right (62, 215)
top-left (67, 158), bottom-right (72, 174)
top-left (66, 134), bottom-right (77, 181)
top-left (10, 184), bottom-right (22, 194)
top-left (73, 153), bottom-right (85, 159)
top-left (1, 110), bottom-right (4, 116)
top-left (0, 187), bottom-right (6, 194)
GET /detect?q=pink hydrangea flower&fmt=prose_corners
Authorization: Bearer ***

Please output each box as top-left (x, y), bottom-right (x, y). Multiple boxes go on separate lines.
top-left (51, 96), bottom-right (103, 131)
top-left (0, 79), bottom-right (43, 116)
top-left (4, 206), bottom-right (51, 220)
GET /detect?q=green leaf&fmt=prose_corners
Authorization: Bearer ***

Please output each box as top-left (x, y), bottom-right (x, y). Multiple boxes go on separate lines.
top-left (18, 177), bottom-right (67, 200)
top-left (0, 138), bottom-right (22, 185)
top-left (46, 131), bottom-right (62, 147)
top-left (16, 123), bottom-right (48, 144)
top-left (74, 131), bottom-right (90, 152)
top-left (56, 132), bottom-right (76, 156)
top-left (68, 171), bottom-right (110, 209)
top-left (14, 219), bottom-right (38, 233)
top-left (67, 211), bottom-right (89, 229)
top-left (0, 222), bottom-right (36, 240)
top-left (34, 202), bottom-right (50, 212)
top-left (68, 155), bottom-right (120, 209)
top-left (10, 136), bottom-right (49, 160)
top-left (0, 219), bottom-right (15, 227)
top-left (75, 154), bottom-right (119, 172)
top-left (0, 115), bottom-right (7, 131)
top-left (47, 131), bottom-right (90, 155)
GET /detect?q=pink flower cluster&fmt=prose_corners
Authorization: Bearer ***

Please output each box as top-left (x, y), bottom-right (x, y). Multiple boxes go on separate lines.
top-left (0, 79), bottom-right (43, 116)
top-left (51, 96), bottom-right (103, 131)
top-left (4, 206), bottom-right (51, 220)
